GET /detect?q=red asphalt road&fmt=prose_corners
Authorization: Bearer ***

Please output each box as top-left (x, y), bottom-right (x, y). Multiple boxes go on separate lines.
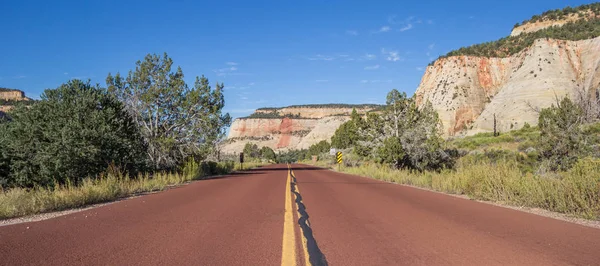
top-left (1, 163), bottom-right (600, 265)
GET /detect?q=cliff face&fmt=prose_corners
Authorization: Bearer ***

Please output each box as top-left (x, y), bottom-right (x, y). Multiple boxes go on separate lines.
top-left (0, 89), bottom-right (31, 113)
top-left (0, 90), bottom-right (27, 101)
top-left (415, 36), bottom-right (600, 136)
top-left (222, 106), bottom-right (375, 154)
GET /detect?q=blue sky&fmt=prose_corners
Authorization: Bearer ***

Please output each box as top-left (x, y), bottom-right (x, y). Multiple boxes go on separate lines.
top-left (0, 0), bottom-right (595, 120)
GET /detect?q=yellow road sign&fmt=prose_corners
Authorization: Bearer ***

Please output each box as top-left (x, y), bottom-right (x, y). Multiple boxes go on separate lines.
top-left (336, 151), bottom-right (342, 164)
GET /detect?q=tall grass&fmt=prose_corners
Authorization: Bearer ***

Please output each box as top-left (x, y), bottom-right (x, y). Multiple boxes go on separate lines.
top-left (0, 161), bottom-right (265, 220)
top-left (327, 159), bottom-right (600, 219)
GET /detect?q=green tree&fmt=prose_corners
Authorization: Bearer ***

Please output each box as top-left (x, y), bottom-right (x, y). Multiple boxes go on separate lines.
top-left (106, 53), bottom-right (231, 170)
top-left (538, 97), bottom-right (588, 171)
top-left (260, 146), bottom-right (276, 161)
top-left (0, 80), bottom-right (146, 188)
top-left (331, 108), bottom-right (363, 149)
top-left (356, 89), bottom-right (452, 170)
top-left (243, 143), bottom-right (260, 158)
top-left (308, 140), bottom-right (331, 157)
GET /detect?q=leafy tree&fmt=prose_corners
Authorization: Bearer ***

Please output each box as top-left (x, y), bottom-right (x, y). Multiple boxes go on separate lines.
top-left (307, 140), bottom-right (331, 157)
top-left (106, 53), bottom-right (231, 170)
top-left (0, 122), bottom-right (11, 186)
top-left (243, 142), bottom-right (260, 158)
top-left (260, 146), bottom-right (276, 161)
top-left (0, 80), bottom-right (146, 188)
top-left (357, 89), bottom-right (453, 170)
top-left (537, 97), bottom-right (588, 171)
top-left (331, 108), bottom-right (363, 149)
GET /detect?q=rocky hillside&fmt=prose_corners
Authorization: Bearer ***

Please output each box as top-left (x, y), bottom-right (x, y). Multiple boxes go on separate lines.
top-left (0, 88), bottom-right (31, 114)
top-left (416, 4), bottom-right (600, 136)
top-left (221, 104), bottom-right (379, 154)
top-left (511, 3), bottom-right (600, 36)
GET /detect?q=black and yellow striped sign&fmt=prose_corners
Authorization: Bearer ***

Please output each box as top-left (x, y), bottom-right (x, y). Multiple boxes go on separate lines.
top-left (336, 151), bottom-right (342, 164)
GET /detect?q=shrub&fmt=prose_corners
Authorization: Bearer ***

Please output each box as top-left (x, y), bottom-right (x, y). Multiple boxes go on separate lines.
top-left (538, 97), bottom-right (588, 171)
top-left (0, 80), bottom-right (147, 188)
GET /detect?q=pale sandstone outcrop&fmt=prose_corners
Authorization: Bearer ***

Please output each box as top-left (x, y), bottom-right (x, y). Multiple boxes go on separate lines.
top-left (222, 107), bottom-right (374, 154)
top-left (0, 90), bottom-right (27, 101)
top-left (415, 36), bottom-right (600, 136)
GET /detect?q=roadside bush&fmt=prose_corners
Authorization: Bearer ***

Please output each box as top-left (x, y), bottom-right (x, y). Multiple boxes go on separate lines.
top-left (0, 80), bottom-right (147, 188)
top-left (538, 97), bottom-right (588, 171)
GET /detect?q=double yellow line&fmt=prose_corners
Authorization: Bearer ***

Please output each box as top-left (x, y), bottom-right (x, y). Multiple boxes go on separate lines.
top-left (281, 164), bottom-right (311, 266)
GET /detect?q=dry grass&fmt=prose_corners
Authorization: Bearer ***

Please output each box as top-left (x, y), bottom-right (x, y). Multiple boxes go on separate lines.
top-left (312, 159), bottom-right (600, 220)
top-left (0, 161), bottom-right (265, 220)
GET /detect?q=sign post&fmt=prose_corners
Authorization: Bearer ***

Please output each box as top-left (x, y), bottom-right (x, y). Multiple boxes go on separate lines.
top-left (336, 151), bottom-right (342, 171)
top-left (239, 152), bottom-right (244, 170)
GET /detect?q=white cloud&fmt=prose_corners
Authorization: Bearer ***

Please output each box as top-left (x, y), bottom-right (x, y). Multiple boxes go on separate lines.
top-left (13, 75), bottom-right (26, 79)
top-left (248, 82), bottom-right (255, 86)
top-left (427, 19), bottom-right (434, 24)
top-left (315, 79), bottom-right (329, 82)
top-left (468, 16), bottom-right (475, 19)
top-left (378, 26), bottom-right (391, 33)
top-left (364, 64), bottom-right (380, 70)
top-left (399, 24), bottom-right (413, 32)
top-left (428, 43), bottom-right (435, 50)
top-left (308, 54), bottom-right (335, 61)
top-left (240, 96), bottom-right (248, 100)
top-left (381, 48), bottom-right (401, 62)
top-left (214, 63), bottom-right (240, 76)
top-left (346, 30), bottom-right (358, 36)
top-left (362, 53), bottom-right (376, 60)
top-left (416, 67), bottom-right (424, 71)
top-left (63, 72), bottom-right (68, 75)
top-left (360, 80), bottom-right (369, 83)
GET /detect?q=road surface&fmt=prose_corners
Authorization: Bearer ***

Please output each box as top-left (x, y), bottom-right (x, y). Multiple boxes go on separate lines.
top-left (1, 164), bottom-right (599, 265)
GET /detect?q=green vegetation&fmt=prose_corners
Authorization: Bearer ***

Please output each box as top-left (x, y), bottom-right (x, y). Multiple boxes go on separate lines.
top-left (0, 80), bottom-right (147, 188)
top-left (0, 99), bottom-right (35, 106)
top-left (0, 87), bottom-right (20, 92)
top-left (243, 111), bottom-right (310, 119)
top-left (0, 161), bottom-right (264, 220)
top-left (0, 53), bottom-right (253, 219)
top-left (256, 103), bottom-right (382, 110)
top-left (331, 109), bottom-right (362, 149)
top-left (242, 143), bottom-right (277, 162)
top-left (327, 159), bottom-right (600, 219)
top-left (432, 6), bottom-right (600, 63)
top-left (515, 3), bottom-right (600, 27)
top-left (307, 87), bottom-right (600, 219)
top-left (107, 53), bottom-right (231, 170)
top-left (275, 140), bottom-right (332, 163)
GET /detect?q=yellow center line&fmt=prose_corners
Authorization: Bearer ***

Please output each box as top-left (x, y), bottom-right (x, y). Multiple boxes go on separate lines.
top-left (291, 169), bottom-right (311, 266)
top-left (281, 164), bottom-right (296, 266)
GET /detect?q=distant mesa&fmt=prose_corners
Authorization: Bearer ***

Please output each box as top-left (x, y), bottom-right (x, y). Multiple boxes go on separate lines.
top-left (221, 104), bottom-right (382, 154)
top-left (0, 87), bottom-right (33, 113)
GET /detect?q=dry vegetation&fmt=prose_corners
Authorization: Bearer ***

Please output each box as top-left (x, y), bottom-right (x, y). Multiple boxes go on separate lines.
top-left (309, 158), bottom-right (600, 219)
top-left (0, 161), bottom-right (265, 220)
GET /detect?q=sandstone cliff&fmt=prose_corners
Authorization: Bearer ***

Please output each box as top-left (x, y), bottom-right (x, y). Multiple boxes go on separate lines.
top-left (0, 89), bottom-right (31, 113)
top-left (221, 105), bottom-right (378, 154)
top-left (0, 89), bottom-right (28, 101)
top-left (415, 36), bottom-right (600, 136)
